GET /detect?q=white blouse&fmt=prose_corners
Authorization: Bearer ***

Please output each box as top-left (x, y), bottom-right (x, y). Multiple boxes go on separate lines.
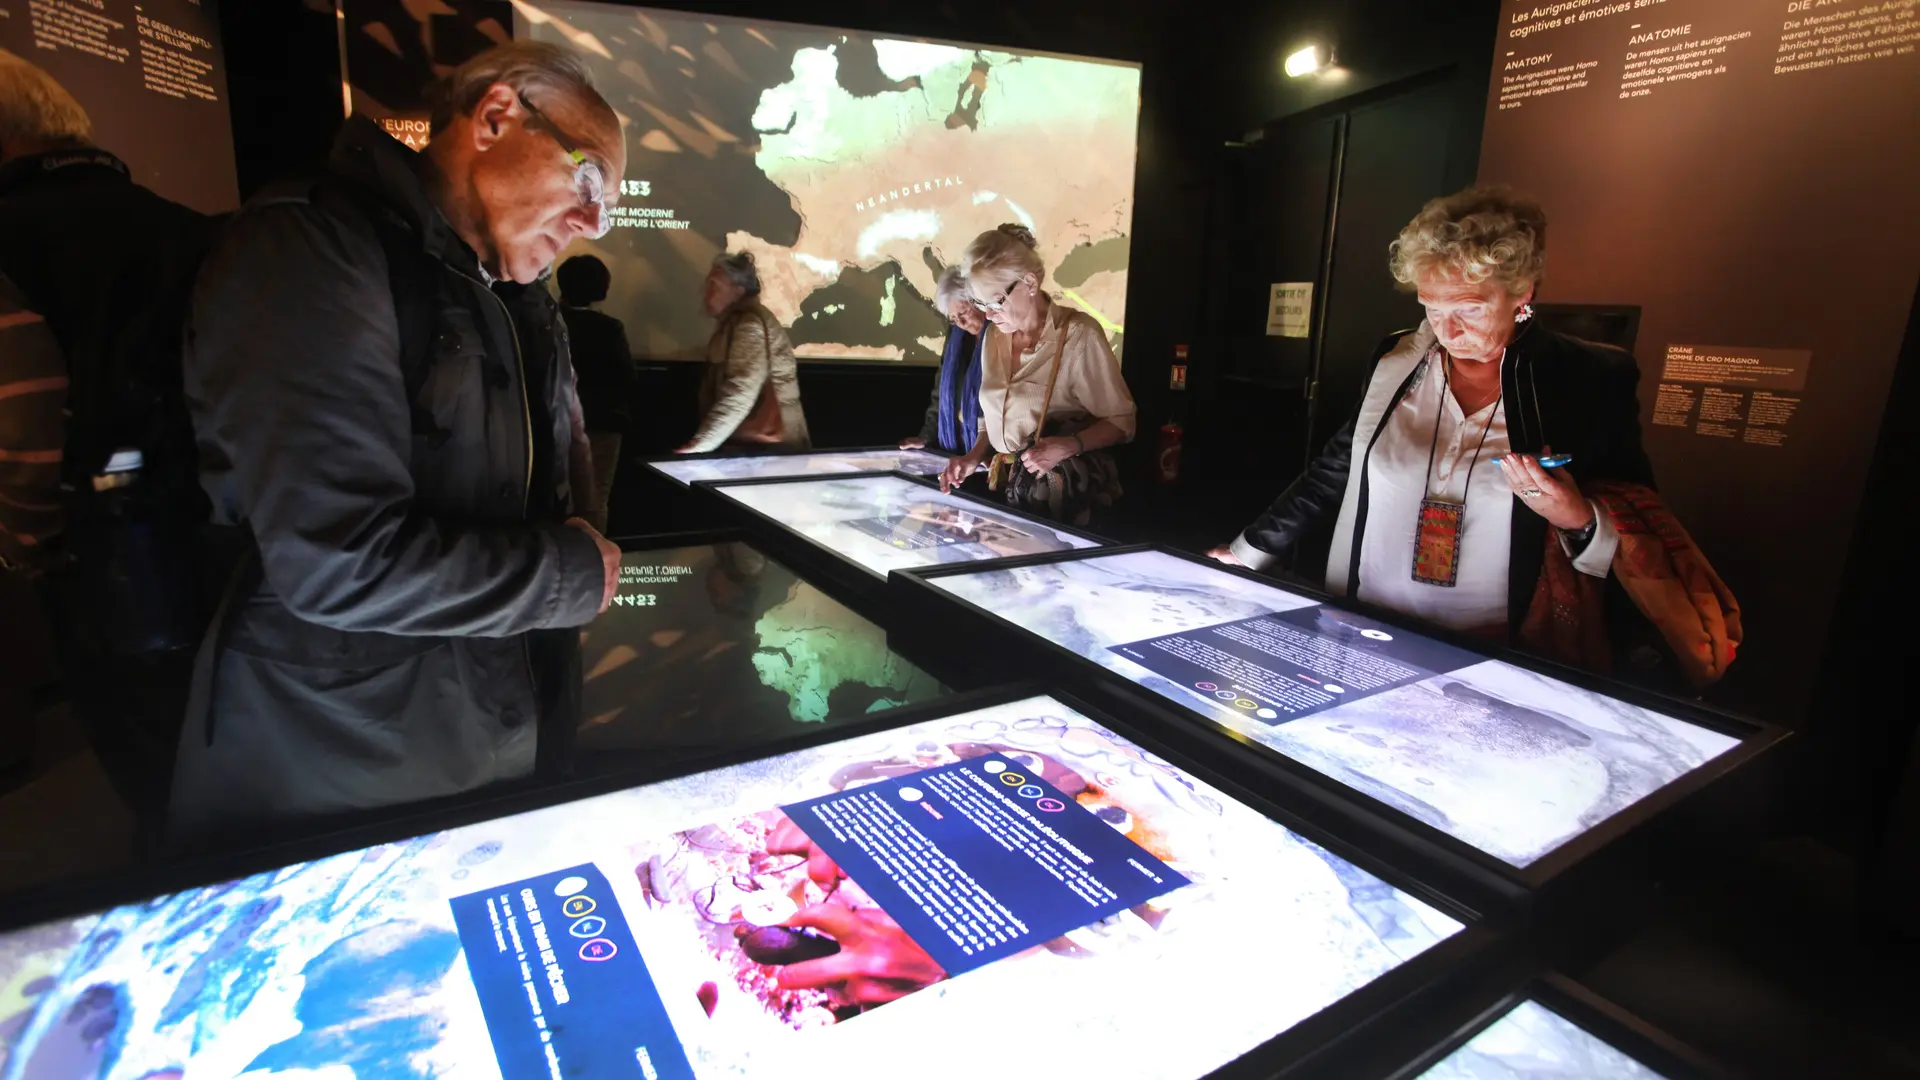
top-left (1355, 359), bottom-right (1517, 631)
top-left (977, 300), bottom-right (1136, 452)
top-left (1345, 354), bottom-right (1618, 632)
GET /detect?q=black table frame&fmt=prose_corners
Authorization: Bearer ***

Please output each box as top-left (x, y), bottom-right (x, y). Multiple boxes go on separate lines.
top-left (887, 543), bottom-right (1789, 921)
top-left (0, 682), bottom-right (1510, 1080)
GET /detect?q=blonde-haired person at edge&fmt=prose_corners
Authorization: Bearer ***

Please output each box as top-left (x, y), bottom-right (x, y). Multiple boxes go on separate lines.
top-left (937, 224), bottom-right (1135, 525)
top-left (1208, 186), bottom-right (1739, 692)
top-left (676, 250), bottom-right (811, 453)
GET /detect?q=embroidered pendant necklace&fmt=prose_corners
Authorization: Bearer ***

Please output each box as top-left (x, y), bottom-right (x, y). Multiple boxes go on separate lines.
top-left (1412, 351), bottom-right (1503, 587)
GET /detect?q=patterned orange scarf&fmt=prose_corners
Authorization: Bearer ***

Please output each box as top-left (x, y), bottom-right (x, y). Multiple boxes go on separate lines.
top-left (1518, 482), bottom-right (1741, 688)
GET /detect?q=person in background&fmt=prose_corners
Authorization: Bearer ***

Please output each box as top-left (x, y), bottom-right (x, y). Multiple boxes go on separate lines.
top-left (0, 269), bottom-right (59, 796)
top-left (900, 265), bottom-right (987, 457)
top-left (0, 49), bottom-right (216, 839)
top-left (1209, 186), bottom-right (1737, 689)
top-left (556, 254), bottom-right (635, 532)
top-left (938, 224), bottom-right (1134, 525)
top-left (677, 251), bottom-right (811, 453)
top-left (169, 43), bottom-right (625, 849)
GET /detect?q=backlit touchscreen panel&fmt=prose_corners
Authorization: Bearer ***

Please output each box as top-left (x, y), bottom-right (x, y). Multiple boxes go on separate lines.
top-left (924, 550), bottom-right (1740, 868)
top-left (0, 696), bottom-right (1461, 1079)
top-left (712, 473), bottom-right (1100, 579)
top-left (648, 448), bottom-right (948, 487)
top-left (1415, 999), bottom-right (1673, 1079)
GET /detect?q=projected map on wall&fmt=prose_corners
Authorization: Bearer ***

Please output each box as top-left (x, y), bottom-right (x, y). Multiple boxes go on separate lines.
top-left (517, 2), bottom-right (1140, 362)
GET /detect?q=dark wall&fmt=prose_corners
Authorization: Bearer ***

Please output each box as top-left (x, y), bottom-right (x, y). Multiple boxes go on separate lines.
top-left (220, 1), bottom-right (345, 198)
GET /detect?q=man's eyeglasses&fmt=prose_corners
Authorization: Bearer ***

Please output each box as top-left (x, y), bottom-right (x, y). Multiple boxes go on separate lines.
top-left (519, 92), bottom-right (613, 240)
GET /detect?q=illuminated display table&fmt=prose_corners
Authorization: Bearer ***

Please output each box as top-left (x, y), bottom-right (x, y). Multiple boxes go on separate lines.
top-left (575, 532), bottom-right (946, 770)
top-left (644, 446), bottom-right (949, 488)
top-left (888, 546), bottom-right (1786, 914)
top-left (0, 688), bottom-right (1499, 1080)
top-left (637, 447), bottom-right (950, 533)
top-left (1374, 972), bottom-right (1728, 1079)
top-left (697, 470), bottom-right (1106, 601)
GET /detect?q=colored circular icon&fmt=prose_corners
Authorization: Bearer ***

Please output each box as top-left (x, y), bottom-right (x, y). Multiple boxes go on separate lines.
top-left (561, 896), bottom-right (596, 918)
top-left (1034, 798), bottom-right (1066, 812)
top-left (1325, 684), bottom-right (1347, 694)
top-left (1214, 690), bottom-right (1235, 700)
top-left (568, 915), bottom-right (608, 938)
top-left (553, 876), bottom-right (589, 898)
top-left (983, 760), bottom-right (1007, 774)
top-left (1097, 773), bottom-right (1122, 788)
top-left (1361, 628), bottom-right (1393, 641)
top-left (578, 938), bottom-right (617, 962)
top-left (1017, 784), bottom-right (1043, 799)
top-left (898, 786), bottom-right (924, 802)
top-left (1233, 698), bottom-right (1258, 709)
top-left (1194, 681), bottom-right (1218, 692)
top-left (999, 772), bottom-right (1027, 786)
top-left (1256, 708), bottom-right (1279, 720)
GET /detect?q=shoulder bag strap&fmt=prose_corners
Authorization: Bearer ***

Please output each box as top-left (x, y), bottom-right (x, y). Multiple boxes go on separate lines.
top-left (1343, 355), bottom-right (1431, 601)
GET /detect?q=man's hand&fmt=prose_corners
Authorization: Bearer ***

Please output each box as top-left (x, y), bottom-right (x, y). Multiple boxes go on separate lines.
top-left (566, 517), bottom-right (620, 613)
top-left (899, 436), bottom-right (926, 450)
top-left (1205, 544), bottom-right (1245, 567)
top-left (775, 901), bottom-right (947, 1008)
top-left (672, 443), bottom-right (700, 454)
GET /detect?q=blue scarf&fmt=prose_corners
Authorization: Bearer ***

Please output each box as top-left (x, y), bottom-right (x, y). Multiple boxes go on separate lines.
top-left (936, 325), bottom-right (985, 454)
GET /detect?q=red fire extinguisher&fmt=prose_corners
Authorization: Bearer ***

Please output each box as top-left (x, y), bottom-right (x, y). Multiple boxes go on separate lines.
top-left (1159, 346), bottom-right (1188, 484)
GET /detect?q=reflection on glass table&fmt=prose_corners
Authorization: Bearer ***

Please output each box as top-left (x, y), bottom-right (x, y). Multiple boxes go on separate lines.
top-left (712, 473), bottom-right (1101, 578)
top-left (0, 695), bottom-right (1464, 1080)
top-left (1416, 999), bottom-right (1672, 1079)
top-left (647, 448), bottom-right (948, 487)
top-left (923, 549), bottom-right (1742, 868)
top-left (580, 542), bottom-right (944, 755)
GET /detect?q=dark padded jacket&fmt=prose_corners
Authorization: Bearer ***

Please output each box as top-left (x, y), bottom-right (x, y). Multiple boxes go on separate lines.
top-left (167, 118), bottom-right (605, 846)
top-left (1231, 320), bottom-right (1657, 635)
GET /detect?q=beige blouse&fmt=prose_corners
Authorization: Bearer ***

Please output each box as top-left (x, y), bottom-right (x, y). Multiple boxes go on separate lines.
top-left (978, 299), bottom-right (1136, 453)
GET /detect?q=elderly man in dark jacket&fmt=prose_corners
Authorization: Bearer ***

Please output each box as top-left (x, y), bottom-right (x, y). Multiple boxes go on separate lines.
top-left (169, 43), bottom-right (625, 848)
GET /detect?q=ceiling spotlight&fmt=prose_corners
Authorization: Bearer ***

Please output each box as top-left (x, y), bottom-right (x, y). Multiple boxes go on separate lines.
top-left (1285, 45), bottom-right (1327, 78)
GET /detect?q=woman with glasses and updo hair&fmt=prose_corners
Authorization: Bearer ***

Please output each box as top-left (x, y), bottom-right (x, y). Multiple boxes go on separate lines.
top-left (937, 224), bottom-right (1135, 525)
top-left (677, 251), bottom-right (811, 453)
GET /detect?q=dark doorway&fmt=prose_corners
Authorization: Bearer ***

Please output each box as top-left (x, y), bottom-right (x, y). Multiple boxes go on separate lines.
top-left (1179, 70), bottom-right (1474, 541)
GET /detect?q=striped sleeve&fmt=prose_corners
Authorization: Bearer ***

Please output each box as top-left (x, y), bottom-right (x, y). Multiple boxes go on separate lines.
top-left (0, 272), bottom-right (68, 572)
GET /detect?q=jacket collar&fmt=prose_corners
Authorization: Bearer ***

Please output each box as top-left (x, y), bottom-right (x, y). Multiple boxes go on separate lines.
top-left (327, 116), bottom-right (491, 281)
top-left (0, 147), bottom-right (131, 198)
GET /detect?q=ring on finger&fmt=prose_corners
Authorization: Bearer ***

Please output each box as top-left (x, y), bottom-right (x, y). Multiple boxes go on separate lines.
top-left (1521, 488), bottom-right (1543, 498)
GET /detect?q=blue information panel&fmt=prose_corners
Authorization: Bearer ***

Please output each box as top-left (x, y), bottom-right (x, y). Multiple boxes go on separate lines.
top-left (1110, 605), bottom-right (1478, 724)
top-left (781, 753), bottom-right (1188, 976)
top-left (450, 864), bottom-right (695, 1080)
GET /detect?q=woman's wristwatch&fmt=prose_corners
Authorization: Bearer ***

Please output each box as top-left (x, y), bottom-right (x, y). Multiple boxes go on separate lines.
top-left (1559, 515), bottom-right (1597, 547)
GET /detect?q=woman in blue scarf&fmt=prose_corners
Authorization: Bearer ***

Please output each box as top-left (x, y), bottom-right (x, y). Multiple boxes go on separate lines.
top-left (900, 266), bottom-right (987, 456)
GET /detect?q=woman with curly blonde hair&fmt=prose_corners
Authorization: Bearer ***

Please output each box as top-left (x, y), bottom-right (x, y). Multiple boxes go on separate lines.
top-left (1210, 186), bottom-right (1736, 687)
